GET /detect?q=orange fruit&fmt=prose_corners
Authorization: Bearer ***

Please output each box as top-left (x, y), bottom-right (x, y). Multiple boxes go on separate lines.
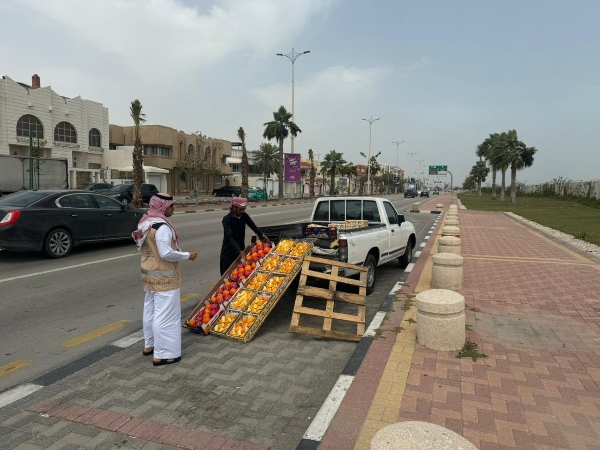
top-left (251, 262), bottom-right (257, 269)
top-left (229, 287), bottom-right (237, 295)
top-left (223, 289), bottom-right (230, 296)
top-left (246, 255), bottom-right (252, 261)
top-left (225, 281), bottom-right (232, 287)
top-left (232, 269), bottom-right (239, 276)
top-left (251, 252), bottom-right (258, 258)
top-left (188, 318), bottom-right (196, 327)
top-left (257, 241), bottom-right (263, 247)
top-left (210, 297), bottom-right (217, 304)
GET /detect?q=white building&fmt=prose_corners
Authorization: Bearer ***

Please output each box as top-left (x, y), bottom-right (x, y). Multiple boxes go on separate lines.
top-left (0, 74), bottom-right (109, 188)
top-left (102, 145), bottom-right (169, 192)
top-left (226, 143), bottom-right (281, 197)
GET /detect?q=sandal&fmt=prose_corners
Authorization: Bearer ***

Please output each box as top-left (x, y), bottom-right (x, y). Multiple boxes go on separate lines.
top-left (153, 357), bottom-right (181, 366)
top-left (142, 347), bottom-right (154, 356)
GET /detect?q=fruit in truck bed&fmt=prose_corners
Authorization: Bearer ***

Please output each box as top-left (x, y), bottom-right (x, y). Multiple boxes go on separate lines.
top-left (277, 257), bottom-right (298, 274)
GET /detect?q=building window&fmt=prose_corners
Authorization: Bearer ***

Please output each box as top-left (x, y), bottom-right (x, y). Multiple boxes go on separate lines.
top-left (16, 114), bottom-right (44, 139)
top-left (188, 144), bottom-right (194, 156)
top-left (54, 121), bottom-right (77, 143)
top-left (231, 164), bottom-right (240, 172)
top-left (221, 156), bottom-right (227, 164)
top-left (89, 128), bottom-right (101, 147)
top-left (180, 172), bottom-right (187, 182)
top-left (143, 145), bottom-right (171, 157)
top-left (109, 144), bottom-right (117, 150)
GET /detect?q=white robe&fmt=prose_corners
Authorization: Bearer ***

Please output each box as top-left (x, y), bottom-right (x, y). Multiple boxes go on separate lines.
top-left (143, 225), bottom-right (190, 359)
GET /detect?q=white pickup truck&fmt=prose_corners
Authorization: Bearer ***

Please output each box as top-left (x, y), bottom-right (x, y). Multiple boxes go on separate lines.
top-left (254, 197), bottom-right (416, 294)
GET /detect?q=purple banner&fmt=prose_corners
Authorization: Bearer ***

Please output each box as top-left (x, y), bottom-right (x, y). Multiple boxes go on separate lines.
top-left (284, 153), bottom-right (301, 182)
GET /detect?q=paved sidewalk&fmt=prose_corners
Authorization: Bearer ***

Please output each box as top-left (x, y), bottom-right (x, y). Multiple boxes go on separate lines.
top-left (319, 196), bottom-right (600, 449)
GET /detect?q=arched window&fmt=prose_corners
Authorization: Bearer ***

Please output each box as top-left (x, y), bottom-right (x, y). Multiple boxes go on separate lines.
top-left (16, 115), bottom-right (44, 139)
top-left (89, 128), bottom-right (101, 147)
top-left (54, 122), bottom-right (77, 143)
top-left (188, 144), bottom-right (194, 155)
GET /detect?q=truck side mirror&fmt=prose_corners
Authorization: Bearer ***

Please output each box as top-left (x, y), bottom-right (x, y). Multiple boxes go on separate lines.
top-left (398, 214), bottom-right (405, 224)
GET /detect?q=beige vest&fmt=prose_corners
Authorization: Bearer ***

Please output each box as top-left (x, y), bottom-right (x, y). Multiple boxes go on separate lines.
top-left (141, 228), bottom-right (182, 292)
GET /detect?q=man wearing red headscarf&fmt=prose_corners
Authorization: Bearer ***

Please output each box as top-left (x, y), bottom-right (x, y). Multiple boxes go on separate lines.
top-left (220, 196), bottom-right (270, 275)
top-left (133, 193), bottom-right (197, 366)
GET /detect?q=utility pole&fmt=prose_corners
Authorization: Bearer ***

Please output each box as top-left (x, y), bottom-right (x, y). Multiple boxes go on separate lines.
top-left (392, 140), bottom-right (404, 193)
top-left (406, 152), bottom-right (417, 182)
top-left (362, 116), bottom-right (380, 195)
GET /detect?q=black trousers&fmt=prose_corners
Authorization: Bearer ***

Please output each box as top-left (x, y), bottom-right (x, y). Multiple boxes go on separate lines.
top-left (220, 252), bottom-right (238, 276)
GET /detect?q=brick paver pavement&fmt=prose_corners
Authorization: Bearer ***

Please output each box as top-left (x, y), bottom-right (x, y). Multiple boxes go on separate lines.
top-left (320, 198), bottom-right (600, 450)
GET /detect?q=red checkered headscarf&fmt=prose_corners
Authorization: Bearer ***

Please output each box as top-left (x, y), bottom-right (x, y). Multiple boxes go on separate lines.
top-left (132, 193), bottom-right (179, 249)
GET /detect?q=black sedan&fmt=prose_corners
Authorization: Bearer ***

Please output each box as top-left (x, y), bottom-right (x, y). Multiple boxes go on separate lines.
top-left (95, 183), bottom-right (159, 205)
top-left (76, 182), bottom-right (113, 191)
top-left (0, 190), bottom-right (146, 258)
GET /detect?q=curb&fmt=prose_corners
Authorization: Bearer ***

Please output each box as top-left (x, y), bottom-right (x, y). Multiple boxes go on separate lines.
top-left (296, 213), bottom-right (443, 449)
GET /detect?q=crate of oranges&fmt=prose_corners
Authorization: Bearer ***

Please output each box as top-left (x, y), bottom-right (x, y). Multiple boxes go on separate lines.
top-left (244, 271), bottom-right (269, 291)
top-left (274, 256), bottom-right (302, 276)
top-left (210, 311), bottom-right (241, 337)
top-left (288, 241), bottom-right (313, 257)
top-left (261, 274), bottom-right (287, 295)
top-left (228, 288), bottom-right (256, 311)
top-left (246, 293), bottom-right (274, 319)
top-left (273, 238), bottom-right (294, 255)
top-left (260, 254), bottom-right (282, 272)
top-left (226, 313), bottom-right (260, 343)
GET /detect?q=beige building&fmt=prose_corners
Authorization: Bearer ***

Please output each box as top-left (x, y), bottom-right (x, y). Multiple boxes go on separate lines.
top-left (108, 125), bottom-right (232, 195)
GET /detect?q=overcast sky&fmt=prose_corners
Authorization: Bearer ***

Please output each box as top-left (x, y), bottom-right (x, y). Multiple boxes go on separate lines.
top-left (1, 0), bottom-right (598, 185)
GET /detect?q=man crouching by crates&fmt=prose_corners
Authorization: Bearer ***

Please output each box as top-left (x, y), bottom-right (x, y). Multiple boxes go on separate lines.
top-left (133, 193), bottom-right (198, 366)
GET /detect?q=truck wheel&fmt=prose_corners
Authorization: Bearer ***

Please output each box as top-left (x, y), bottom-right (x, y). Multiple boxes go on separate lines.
top-left (399, 240), bottom-right (413, 269)
top-left (44, 228), bottom-right (72, 259)
top-left (364, 254), bottom-right (377, 295)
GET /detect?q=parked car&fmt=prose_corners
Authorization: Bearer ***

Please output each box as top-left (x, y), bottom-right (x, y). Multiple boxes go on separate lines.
top-left (97, 183), bottom-right (158, 205)
top-left (0, 190), bottom-right (146, 258)
top-left (76, 182), bottom-right (114, 191)
top-left (432, 189), bottom-right (440, 195)
top-left (255, 197), bottom-right (416, 295)
top-left (248, 187), bottom-right (267, 201)
top-left (420, 190), bottom-right (430, 197)
top-left (212, 186), bottom-right (242, 197)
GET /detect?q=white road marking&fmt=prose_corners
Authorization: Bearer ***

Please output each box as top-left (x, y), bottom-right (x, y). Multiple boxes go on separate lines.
top-left (303, 374), bottom-right (355, 441)
top-left (420, 242), bottom-right (426, 248)
top-left (404, 263), bottom-right (415, 273)
top-left (0, 383), bottom-right (43, 408)
top-left (364, 311), bottom-right (388, 338)
top-left (414, 251), bottom-right (422, 258)
top-left (111, 330), bottom-right (144, 348)
top-left (389, 281), bottom-right (404, 295)
top-left (0, 254), bottom-right (138, 284)
top-left (424, 235), bottom-right (430, 240)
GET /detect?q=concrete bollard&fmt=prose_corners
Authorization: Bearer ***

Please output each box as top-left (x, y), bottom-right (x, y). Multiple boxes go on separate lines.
top-left (436, 203), bottom-right (444, 210)
top-left (444, 218), bottom-right (459, 227)
top-left (416, 289), bottom-right (466, 351)
top-left (449, 204), bottom-right (458, 211)
top-left (438, 236), bottom-right (461, 255)
top-left (371, 421), bottom-right (476, 450)
top-left (447, 210), bottom-right (458, 217)
top-left (431, 253), bottom-right (463, 290)
top-left (411, 202), bottom-right (421, 213)
top-left (441, 225), bottom-right (460, 238)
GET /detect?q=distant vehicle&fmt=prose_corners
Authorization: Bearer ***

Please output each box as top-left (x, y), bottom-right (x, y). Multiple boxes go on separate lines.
top-left (432, 189), bottom-right (440, 195)
top-left (403, 182), bottom-right (417, 198)
top-left (76, 182), bottom-right (113, 191)
top-left (0, 190), bottom-right (145, 258)
top-left (248, 187), bottom-right (267, 201)
top-left (96, 183), bottom-right (158, 205)
top-left (212, 186), bottom-right (241, 197)
top-left (420, 190), bottom-right (430, 198)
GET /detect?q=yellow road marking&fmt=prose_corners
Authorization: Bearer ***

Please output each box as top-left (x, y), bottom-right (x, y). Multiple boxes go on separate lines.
top-left (0, 360), bottom-right (32, 378)
top-left (181, 292), bottom-right (199, 304)
top-left (62, 320), bottom-right (130, 348)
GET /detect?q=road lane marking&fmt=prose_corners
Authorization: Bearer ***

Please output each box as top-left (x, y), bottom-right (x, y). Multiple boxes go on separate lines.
top-left (112, 330), bottom-right (144, 348)
top-left (0, 383), bottom-right (43, 408)
top-left (62, 320), bottom-right (130, 348)
top-left (303, 374), bottom-right (354, 441)
top-left (181, 293), bottom-right (199, 303)
top-left (364, 311), bottom-right (387, 337)
top-left (0, 254), bottom-right (138, 284)
top-left (0, 360), bottom-right (32, 378)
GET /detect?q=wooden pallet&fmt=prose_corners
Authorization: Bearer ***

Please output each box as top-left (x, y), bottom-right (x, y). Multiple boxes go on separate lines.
top-left (289, 256), bottom-right (367, 342)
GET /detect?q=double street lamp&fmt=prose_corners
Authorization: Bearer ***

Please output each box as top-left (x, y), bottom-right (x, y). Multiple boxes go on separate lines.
top-left (362, 116), bottom-right (380, 195)
top-left (276, 48), bottom-right (310, 154)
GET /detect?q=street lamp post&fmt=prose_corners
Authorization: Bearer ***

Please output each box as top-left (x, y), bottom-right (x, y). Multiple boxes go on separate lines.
top-left (406, 152), bottom-right (417, 182)
top-left (392, 140), bottom-right (404, 193)
top-left (276, 48), bottom-right (310, 154)
top-left (416, 159), bottom-right (425, 189)
top-left (362, 116), bottom-right (380, 195)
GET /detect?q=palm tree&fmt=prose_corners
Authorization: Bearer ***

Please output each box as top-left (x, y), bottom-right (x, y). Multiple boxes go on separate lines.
top-left (252, 143), bottom-right (280, 198)
top-left (470, 160), bottom-right (490, 196)
top-left (320, 150), bottom-right (347, 196)
top-left (476, 137), bottom-right (496, 200)
top-left (503, 129), bottom-right (537, 206)
top-left (238, 127), bottom-right (249, 198)
top-left (130, 99), bottom-right (146, 207)
top-left (487, 132), bottom-right (509, 201)
top-left (263, 106), bottom-right (301, 199)
top-left (343, 162), bottom-right (358, 194)
top-left (308, 149), bottom-right (316, 198)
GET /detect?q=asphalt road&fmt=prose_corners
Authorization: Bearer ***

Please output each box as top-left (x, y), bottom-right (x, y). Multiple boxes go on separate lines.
top-left (0, 195), bottom-right (431, 394)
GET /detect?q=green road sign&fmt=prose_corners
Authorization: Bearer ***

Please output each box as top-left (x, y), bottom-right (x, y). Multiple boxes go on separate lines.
top-left (429, 165), bottom-right (447, 174)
